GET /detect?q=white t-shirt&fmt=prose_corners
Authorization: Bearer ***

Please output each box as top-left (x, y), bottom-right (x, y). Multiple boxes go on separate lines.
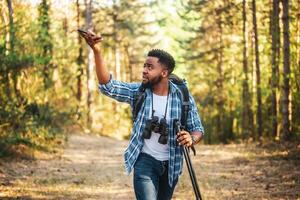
top-left (142, 93), bottom-right (169, 161)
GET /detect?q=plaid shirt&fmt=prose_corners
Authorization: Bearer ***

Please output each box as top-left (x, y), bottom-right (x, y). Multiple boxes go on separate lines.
top-left (99, 75), bottom-right (204, 187)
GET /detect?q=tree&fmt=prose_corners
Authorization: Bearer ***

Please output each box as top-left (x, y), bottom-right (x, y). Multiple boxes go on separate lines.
top-left (37, 0), bottom-right (53, 89)
top-left (281, 0), bottom-right (291, 139)
top-left (252, 0), bottom-right (262, 140)
top-left (215, 5), bottom-right (226, 143)
top-left (292, 0), bottom-right (300, 135)
top-left (76, 0), bottom-right (84, 102)
top-left (84, 0), bottom-right (93, 127)
top-left (6, 0), bottom-right (14, 52)
top-left (2, 0), bottom-right (12, 99)
top-left (242, 0), bottom-right (254, 139)
top-left (270, 0), bottom-right (280, 139)
top-left (5, 0), bottom-right (31, 105)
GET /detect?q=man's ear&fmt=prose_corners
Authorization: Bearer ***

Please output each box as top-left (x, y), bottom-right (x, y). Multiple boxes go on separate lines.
top-left (162, 69), bottom-right (169, 78)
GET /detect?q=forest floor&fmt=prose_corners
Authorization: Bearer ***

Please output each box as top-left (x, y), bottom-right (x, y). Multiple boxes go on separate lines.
top-left (0, 133), bottom-right (299, 200)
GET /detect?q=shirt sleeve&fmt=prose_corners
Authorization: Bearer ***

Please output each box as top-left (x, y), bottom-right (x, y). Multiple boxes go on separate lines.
top-left (98, 74), bottom-right (140, 105)
top-left (186, 95), bottom-right (205, 134)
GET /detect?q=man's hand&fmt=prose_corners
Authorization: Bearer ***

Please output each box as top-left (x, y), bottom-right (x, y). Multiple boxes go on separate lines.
top-left (177, 130), bottom-right (193, 147)
top-left (78, 29), bottom-right (103, 52)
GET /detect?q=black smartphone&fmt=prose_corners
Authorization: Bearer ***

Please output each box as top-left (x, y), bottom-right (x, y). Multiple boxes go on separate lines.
top-left (77, 29), bottom-right (103, 41)
top-left (77, 29), bottom-right (88, 37)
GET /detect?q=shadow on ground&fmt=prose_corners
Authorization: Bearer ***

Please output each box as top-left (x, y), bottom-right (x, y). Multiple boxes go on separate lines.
top-left (1, 134), bottom-right (299, 200)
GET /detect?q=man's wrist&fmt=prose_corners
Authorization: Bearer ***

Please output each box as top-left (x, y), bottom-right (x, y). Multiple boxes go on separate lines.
top-left (191, 132), bottom-right (203, 145)
top-left (92, 46), bottom-right (101, 54)
top-left (191, 135), bottom-right (197, 145)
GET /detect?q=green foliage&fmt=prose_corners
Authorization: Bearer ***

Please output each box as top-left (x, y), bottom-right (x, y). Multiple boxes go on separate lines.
top-left (0, 0), bottom-right (73, 158)
top-left (172, 0), bottom-right (300, 143)
top-left (0, 100), bottom-right (69, 157)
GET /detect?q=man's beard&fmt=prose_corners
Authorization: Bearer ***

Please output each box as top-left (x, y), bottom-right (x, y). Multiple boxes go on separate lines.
top-left (142, 75), bottom-right (163, 89)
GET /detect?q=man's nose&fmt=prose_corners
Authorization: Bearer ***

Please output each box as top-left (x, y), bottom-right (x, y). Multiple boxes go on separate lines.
top-left (143, 67), bottom-right (148, 74)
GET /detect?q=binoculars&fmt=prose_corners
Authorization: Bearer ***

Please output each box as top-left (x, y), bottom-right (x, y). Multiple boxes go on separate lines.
top-left (142, 117), bottom-right (168, 144)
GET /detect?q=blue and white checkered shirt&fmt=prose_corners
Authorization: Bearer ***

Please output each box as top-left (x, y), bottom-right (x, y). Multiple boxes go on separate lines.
top-left (98, 75), bottom-right (204, 187)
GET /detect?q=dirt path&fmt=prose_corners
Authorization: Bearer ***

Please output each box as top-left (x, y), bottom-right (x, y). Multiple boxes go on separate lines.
top-left (0, 134), bottom-right (299, 200)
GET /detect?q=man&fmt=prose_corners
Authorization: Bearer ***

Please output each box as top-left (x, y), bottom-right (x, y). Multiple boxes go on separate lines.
top-left (82, 31), bottom-right (204, 200)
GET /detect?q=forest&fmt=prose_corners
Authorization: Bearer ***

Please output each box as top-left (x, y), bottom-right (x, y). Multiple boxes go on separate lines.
top-left (0, 0), bottom-right (299, 199)
top-left (1, 0), bottom-right (299, 150)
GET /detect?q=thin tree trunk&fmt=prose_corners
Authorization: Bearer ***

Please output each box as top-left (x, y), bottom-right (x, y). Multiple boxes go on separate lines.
top-left (124, 44), bottom-right (133, 82)
top-left (76, 0), bottom-right (83, 101)
top-left (111, 2), bottom-right (119, 114)
top-left (7, 0), bottom-right (22, 104)
top-left (293, 0), bottom-right (300, 134)
top-left (242, 0), bottom-right (253, 139)
top-left (114, 34), bottom-right (121, 125)
top-left (252, 0), bottom-right (262, 140)
top-left (85, 0), bottom-right (93, 127)
top-left (270, 0), bottom-right (280, 139)
top-left (2, 0), bottom-right (11, 99)
top-left (6, 0), bottom-right (14, 51)
top-left (216, 10), bottom-right (225, 143)
top-left (296, 0), bottom-right (300, 91)
top-left (115, 46), bottom-right (121, 80)
top-left (38, 0), bottom-right (52, 90)
top-left (296, 0), bottom-right (300, 92)
top-left (281, 0), bottom-right (291, 139)
top-left (1, 0), bottom-right (8, 53)
top-left (112, 5), bottom-right (121, 81)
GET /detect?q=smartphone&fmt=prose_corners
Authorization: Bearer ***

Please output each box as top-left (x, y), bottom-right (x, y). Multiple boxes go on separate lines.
top-left (77, 29), bottom-right (88, 37)
top-left (77, 29), bottom-right (103, 41)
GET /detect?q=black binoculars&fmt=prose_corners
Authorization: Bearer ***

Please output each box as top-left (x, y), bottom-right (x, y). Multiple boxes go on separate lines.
top-left (142, 117), bottom-right (169, 144)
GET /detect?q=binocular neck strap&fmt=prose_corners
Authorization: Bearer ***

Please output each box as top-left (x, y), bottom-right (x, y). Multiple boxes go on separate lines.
top-left (151, 86), bottom-right (170, 119)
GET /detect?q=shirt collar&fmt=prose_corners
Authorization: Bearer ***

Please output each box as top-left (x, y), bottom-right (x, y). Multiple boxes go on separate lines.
top-left (143, 80), bottom-right (182, 95)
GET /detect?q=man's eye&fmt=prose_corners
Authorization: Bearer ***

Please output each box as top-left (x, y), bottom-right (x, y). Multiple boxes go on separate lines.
top-left (143, 64), bottom-right (153, 70)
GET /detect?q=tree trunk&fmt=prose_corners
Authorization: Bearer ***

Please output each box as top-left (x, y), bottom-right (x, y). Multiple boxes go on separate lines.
top-left (293, 0), bottom-right (300, 135)
top-left (38, 0), bottom-right (52, 90)
top-left (6, 0), bottom-right (14, 52)
top-left (242, 0), bottom-right (253, 139)
top-left (124, 44), bottom-right (133, 82)
top-left (2, 0), bottom-right (11, 99)
top-left (1, 0), bottom-right (8, 53)
top-left (85, 0), bottom-right (93, 127)
top-left (270, 0), bottom-right (280, 139)
top-left (281, 0), bottom-right (291, 140)
top-left (112, 4), bottom-right (121, 81)
top-left (216, 10), bottom-right (225, 143)
top-left (7, 0), bottom-right (23, 104)
top-left (76, 0), bottom-right (83, 102)
top-left (252, 0), bottom-right (262, 140)
top-left (111, 2), bottom-right (119, 114)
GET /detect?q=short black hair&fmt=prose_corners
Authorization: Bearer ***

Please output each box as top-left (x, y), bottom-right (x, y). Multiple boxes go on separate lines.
top-left (147, 49), bottom-right (175, 74)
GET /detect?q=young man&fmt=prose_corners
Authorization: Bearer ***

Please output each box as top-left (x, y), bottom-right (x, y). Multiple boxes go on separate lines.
top-left (82, 31), bottom-right (204, 200)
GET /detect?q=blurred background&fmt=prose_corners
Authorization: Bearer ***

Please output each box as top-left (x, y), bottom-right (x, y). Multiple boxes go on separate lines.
top-left (0, 0), bottom-right (299, 156)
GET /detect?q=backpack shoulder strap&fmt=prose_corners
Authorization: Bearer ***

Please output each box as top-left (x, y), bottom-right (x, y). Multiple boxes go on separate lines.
top-left (132, 85), bottom-right (146, 121)
top-left (169, 74), bottom-right (190, 127)
top-left (170, 74), bottom-right (197, 156)
top-left (176, 83), bottom-right (190, 127)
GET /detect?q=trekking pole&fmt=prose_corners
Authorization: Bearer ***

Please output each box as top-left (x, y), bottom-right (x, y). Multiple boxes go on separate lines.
top-left (175, 121), bottom-right (203, 200)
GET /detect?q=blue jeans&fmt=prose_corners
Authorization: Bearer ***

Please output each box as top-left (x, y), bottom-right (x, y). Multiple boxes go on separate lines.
top-left (133, 153), bottom-right (178, 200)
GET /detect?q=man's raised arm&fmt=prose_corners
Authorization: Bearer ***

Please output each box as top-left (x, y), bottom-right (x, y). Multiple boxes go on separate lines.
top-left (80, 30), bottom-right (110, 84)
